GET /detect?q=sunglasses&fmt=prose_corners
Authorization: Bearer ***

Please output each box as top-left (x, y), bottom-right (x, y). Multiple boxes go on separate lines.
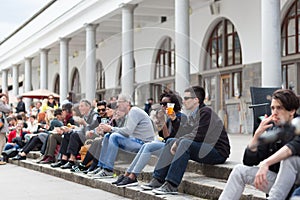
top-left (183, 96), bottom-right (196, 101)
top-left (98, 108), bottom-right (106, 112)
top-left (160, 102), bottom-right (168, 106)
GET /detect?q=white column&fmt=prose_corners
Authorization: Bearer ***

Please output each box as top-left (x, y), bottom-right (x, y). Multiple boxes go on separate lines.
top-left (1, 70), bottom-right (8, 94)
top-left (85, 24), bottom-right (98, 102)
top-left (261, 0), bottom-right (281, 87)
top-left (24, 57), bottom-right (33, 111)
top-left (60, 38), bottom-right (71, 101)
top-left (121, 4), bottom-right (137, 97)
top-left (12, 65), bottom-right (19, 96)
top-left (175, 0), bottom-right (190, 96)
top-left (40, 49), bottom-right (49, 89)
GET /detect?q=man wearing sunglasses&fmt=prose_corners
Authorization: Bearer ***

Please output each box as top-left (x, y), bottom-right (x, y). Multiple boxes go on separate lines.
top-left (141, 86), bottom-right (230, 195)
top-left (97, 101), bottom-right (108, 118)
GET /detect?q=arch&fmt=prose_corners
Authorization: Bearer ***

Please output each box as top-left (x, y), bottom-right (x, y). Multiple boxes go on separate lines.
top-left (53, 74), bottom-right (60, 94)
top-left (96, 59), bottom-right (105, 90)
top-left (281, 0), bottom-right (300, 94)
top-left (148, 36), bottom-right (176, 102)
top-left (201, 18), bottom-right (243, 110)
top-left (70, 67), bottom-right (81, 99)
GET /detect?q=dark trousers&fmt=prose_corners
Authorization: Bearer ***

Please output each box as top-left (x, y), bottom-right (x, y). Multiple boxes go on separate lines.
top-left (22, 136), bottom-right (42, 154)
top-left (153, 138), bottom-right (226, 187)
top-left (82, 138), bottom-right (103, 166)
top-left (67, 132), bottom-right (85, 156)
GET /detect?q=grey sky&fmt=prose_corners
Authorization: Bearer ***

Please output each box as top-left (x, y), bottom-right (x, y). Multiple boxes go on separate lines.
top-left (0, 0), bottom-right (50, 41)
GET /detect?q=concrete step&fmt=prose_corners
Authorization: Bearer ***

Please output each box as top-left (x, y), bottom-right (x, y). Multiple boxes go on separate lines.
top-left (10, 158), bottom-right (206, 200)
top-left (9, 156), bottom-right (265, 200)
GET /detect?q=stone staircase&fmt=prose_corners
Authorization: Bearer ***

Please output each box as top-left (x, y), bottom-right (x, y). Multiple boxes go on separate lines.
top-left (8, 150), bottom-right (266, 200)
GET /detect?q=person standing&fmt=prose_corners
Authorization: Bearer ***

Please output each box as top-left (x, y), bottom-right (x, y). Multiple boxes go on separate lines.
top-left (0, 94), bottom-right (11, 165)
top-left (16, 96), bottom-right (26, 113)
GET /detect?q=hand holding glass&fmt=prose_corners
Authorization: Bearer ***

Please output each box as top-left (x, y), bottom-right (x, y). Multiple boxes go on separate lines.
top-left (167, 103), bottom-right (175, 115)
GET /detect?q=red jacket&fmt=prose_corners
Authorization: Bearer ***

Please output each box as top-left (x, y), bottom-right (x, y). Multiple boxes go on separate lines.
top-left (7, 130), bottom-right (28, 143)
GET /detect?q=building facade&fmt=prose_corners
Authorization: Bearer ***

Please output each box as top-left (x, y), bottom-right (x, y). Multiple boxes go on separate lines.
top-left (0, 0), bottom-right (299, 134)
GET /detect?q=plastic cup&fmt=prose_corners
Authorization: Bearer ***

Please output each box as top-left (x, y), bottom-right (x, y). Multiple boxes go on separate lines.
top-left (167, 103), bottom-right (175, 115)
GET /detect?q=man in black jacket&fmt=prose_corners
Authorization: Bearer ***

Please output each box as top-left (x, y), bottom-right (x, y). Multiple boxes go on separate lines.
top-left (16, 96), bottom-right (26, 113)
top-left (219, 89), bottom-right (300, 200)
top-left (141, 86), bottom-right (230, 195)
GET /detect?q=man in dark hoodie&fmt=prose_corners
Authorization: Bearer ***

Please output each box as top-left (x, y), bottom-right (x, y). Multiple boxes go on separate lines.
top-left (141, 86), bottom-right (230, 195)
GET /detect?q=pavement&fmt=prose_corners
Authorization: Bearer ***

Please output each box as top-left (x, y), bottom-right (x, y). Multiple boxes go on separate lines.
top-left (227, 133), bottom-right (252, 163)
top-left (0, 133), bottom-right (254, 200)
top-left (0, 164), bottom-right (130, 200)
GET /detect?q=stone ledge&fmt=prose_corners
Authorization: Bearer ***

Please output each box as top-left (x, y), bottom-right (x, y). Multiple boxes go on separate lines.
top-left (10, 158), bottom-right (265, 200)
top-left (11, 159), bottom-right (206, 200)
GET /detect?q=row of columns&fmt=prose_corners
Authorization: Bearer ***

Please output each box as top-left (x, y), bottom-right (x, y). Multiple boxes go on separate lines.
top-left (1, 0), bottom-right (282, 107)
top-left (1, 0), bottom-right (193, 102)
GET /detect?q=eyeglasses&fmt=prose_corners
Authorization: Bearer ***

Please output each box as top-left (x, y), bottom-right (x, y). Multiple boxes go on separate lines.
top-left (183, 96), bottom-right (196, 101)
top-left (98, 108), bottom-right (106, 112)
top-left (48, 97), bottom-right (54, 100)
top-left (160, 102), bottom-right (168, 107)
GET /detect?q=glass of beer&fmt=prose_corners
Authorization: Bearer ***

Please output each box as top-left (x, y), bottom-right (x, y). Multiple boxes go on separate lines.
top-left (167, 103), bottom-right (175, 115)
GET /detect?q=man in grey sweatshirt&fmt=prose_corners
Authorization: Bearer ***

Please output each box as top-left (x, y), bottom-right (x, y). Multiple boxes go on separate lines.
top-left (91, 94), bottom-right (155, 179)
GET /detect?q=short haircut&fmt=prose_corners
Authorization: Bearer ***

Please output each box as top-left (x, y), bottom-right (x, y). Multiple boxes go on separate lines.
top-left (272, 89), bottom-right (299, 114)
top-left (184, 86), bottom-right (206, 105)
top-left (118, 94), bottom-right (132, 104)
top-left (107, 102), bottom-right (117, 109)
top-left (97, 101), bottom-right (107, 107)
top-left (80, 99), bottom-right (92, 107)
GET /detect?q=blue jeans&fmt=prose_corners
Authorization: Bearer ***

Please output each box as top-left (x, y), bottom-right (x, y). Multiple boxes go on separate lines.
top-left (97, 132), bottom-right (144, 171)
top-left (153, 138), bottom-right (226, 187)
top-left (127, 140), bottom-right (165, 175)
top-left (4, 143), bottom-right (19, 150)
top-left (292, 187), bottom-right (300, 197)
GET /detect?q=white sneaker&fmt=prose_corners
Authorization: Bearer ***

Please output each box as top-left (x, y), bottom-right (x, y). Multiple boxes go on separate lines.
top-left (92, 169), bottom-right (114, 179)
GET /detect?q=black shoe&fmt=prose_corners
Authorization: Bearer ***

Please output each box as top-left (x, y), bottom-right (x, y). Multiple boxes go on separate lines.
top-left (116, 176), bottom-right (138, 187)
top-left (60, 161), bottom-right (75, 169)
top-left (83, 167), bottom-right (95, 174)
top-left (51, 160), bottom-right (66, 168)
top-left (112, 175), bottom-right (125, 185)
top-left (12, 155), bottom-right (26, 160)
top-left (77, 163), bottom-right (87, 171)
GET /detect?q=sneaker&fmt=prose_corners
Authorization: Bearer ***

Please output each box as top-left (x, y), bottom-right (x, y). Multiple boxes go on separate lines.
top-left (152, 182), bottom-right (178, 195)
top-left (70, 165), bottom-right (81, 173)
top-left (87, 167), bottom-right (102, 177)
top-left (116, 176), bottom-right (138, 187)
top-left (112, 174), bottom-right (125, 185)
top-left (92, 169), bottom-right (114, 179)
top-left (140, 178), bottom-right (163, 190)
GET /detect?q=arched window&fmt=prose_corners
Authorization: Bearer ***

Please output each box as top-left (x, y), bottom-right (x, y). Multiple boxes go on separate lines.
top-left (151, 37), bottom-right (175, 102)
top-left (206, 19), bottom-right (242, 69)
top-left (282, 0), bottom-right (300, 56)
top-left (71, 68), bottom-right (81, 98)
top-left (204, 19), bottom-right (242, 110)
top-left (155, 37), bottom-right (175, 79)
top-left (54, 74), bottom-right (59, 94)
top-left (96, 60), bottom-right (105, 90)
top-left (281, 0), bottom-right (300, 94)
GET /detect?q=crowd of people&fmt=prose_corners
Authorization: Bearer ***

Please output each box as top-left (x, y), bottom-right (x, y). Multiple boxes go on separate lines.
top-left (0, 86), bottom-right (299, 199)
